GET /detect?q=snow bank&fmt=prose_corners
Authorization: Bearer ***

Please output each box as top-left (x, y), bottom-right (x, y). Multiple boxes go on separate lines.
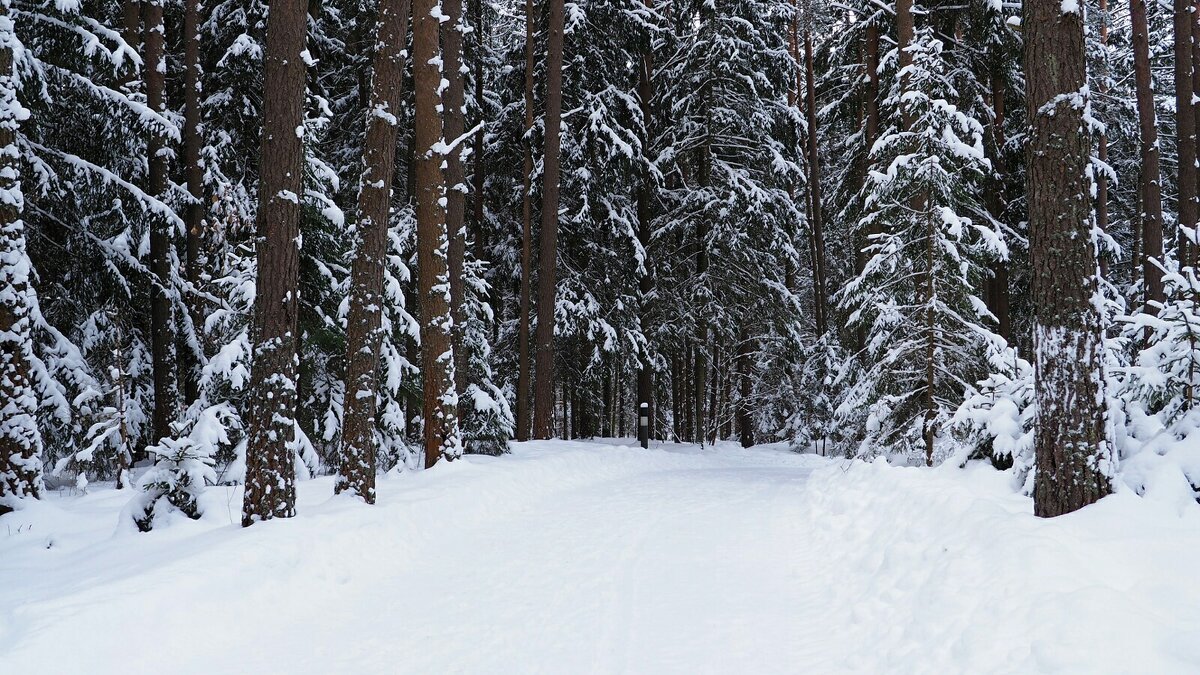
top-left (798, 458), bottom-right (1200, 673)
top-left (1, 441), bottom-right (1198, 673)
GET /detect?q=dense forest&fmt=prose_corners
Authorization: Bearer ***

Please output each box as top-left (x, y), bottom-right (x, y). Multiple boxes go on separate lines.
top-left (0, 0), bottom-right (1198, 525)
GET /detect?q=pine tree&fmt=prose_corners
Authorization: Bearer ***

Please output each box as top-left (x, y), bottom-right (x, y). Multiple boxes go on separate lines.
top-left (1024, 0), bottom-right (1114, 516)
top-left (241, 0), bottom-right (309, 526)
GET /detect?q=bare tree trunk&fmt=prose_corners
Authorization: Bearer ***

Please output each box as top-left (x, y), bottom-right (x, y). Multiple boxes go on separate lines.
top-left (1132, 0), bottom-right (1164, 309)
top-left (532, 0), bottom-right (565, 438)
top-left (144, 0), bottom-right (176, 444)
top-left (181, 0), bottom-right (204, 405)
top-left (802, 5), bottom-right (827, 336)
top-left (986, 74), bottom-right (1011, 341)
top-left (637, 8), bottom-right (655, 446)
top-left (737, 329), bottom-right (753, 448)
top-left (1176, 0), bottom-right (1197, 265)
top-left (242, 0), bottom-right (308, 527)
top-left (337, 0), bottom-right (411, 502)
top-left (516, 0), bottom-right (535, 441)
top-left (444, 0), bottom-right (469, 398)
top-left (414, 0), bottom-right (462, 467)
top-left (120, 0), bottom-right (141, 91)
top-left (1025, 0), bottom-right (1113, 517)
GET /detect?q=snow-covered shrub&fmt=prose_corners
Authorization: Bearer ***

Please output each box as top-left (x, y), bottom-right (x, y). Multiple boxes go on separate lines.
top-left (126, 410), bottom-right (224, 531)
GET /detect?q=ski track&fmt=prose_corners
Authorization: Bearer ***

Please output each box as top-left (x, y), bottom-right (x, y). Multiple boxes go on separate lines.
top-left (2, 439), bottom-right (1198, 674)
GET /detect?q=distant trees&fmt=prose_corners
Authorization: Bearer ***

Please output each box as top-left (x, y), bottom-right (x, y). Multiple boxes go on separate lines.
top-left (4, 0), bottom-right (1199, 522)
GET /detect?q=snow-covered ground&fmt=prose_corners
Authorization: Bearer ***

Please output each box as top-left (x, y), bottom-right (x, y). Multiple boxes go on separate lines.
top-left (2, 440), bottom-right (1198, 674)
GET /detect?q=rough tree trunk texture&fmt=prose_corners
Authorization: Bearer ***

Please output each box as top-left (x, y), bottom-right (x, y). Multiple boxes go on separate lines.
top-left (986, 74), bottom-right (1011, 341)
top-left (1193, 0), bottom-right (1200, 261)
top-left (532, 0), bottom-right (565, 439)
top-left (414, 0), bottom-right (462, 467)
top-left (694, 143), bottom-right (710, 445)
top-left (1175, 0), bottom-right (1197, 266)
top-left (516, 0), bottom-right (535, 441)
top-left (241, 0), bottom-right (308, 527)
top-left (144, 0), bottom-right (176, 444)
top-left (119, 0), bottom-right (141, 91)
top-left (181, 0), bottom-right (203, 405)
top-left (0, 1), bottom-right (43, 514)
top-left (1096, 0), bottom-right (1110, 277)
top-left (443, 0), bottom-right (469, 399)
top-left (472, 0), bottom-right (489, 315)
top-left (802, 7), bottom-right (827, 336)
top-left (1131, 0), bottom-right (1164, 309)
top-left (737, 330), bottom-right (753, 448)
top-left (336, 0), bottom-right (411, 503)
top-left (1024, 0), bottom-right (1113, 517)
top-left (787, 4), bottom-right (799, 294)
top-left (637, 8), bottom-right (655, 445)
top-left (857, 18), bottom-right (880, 353)
top-left (896, 0), bottom-right (914, 131)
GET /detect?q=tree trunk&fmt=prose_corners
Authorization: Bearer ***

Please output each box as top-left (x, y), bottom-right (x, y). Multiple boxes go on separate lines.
top-left (737, 330), bottom-right (753, 448)
top-left (896, 0), bottom-right (915, 131)
top-left (802, 8), bottom-right (827, 336)
top-left (0, 1), bottom-right (43, 514)
top-left (181, 0), bottom-right (203, 405)
top-left (516, 0), bottom-right (535, 441)
top-left (1024, 0), bottom-right (1113, 517)
top-left (1096, 0), bottom-right (1110, 277)
top-left (1176, 0), bottom-right (1197, 265)
top-left (414, 0), bottom-right (462, 467)
top-left (144, 0), bottom-right (176, 444)
top-left (532, 0), bottom-right (565, 439)
top-left (337, 0), bottom-right (411, 502)
top-left (1132, 0), bottom-right (1164, 309)
top-left (444, 0), bottom-right (469, 399)
top-left (241, 0), bottom-right (308, 527)
top-left (986, 74), bottom-right (1011, 340)
top-left (637, 10), bottom-right (655, 447)
top-left (120, 0), bottom-right (141, 91)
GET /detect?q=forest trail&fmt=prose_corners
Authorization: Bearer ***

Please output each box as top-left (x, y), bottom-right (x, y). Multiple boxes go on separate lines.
top-left (3, 441), bottom-right (1199, 674)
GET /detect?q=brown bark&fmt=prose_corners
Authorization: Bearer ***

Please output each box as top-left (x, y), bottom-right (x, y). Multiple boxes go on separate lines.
top-left (896, 0), bottom-right (915, 131)
top-left (1024, 0), bottom-right (1113, 517)
top-left (182, 0), bottom-right (203, 405)
top-left (637, 5), bottom-right (655, 445)
top-left (737, 330), bottom-right (753, 448)
top-left (516, 0), bottom-right (535, 440)
top-left (414, 0), bottom-right (462, 466)
top-left (1132, 0), bottom-right (1164, 309)
top-left (986, 75), bottom-right (1011, 340)
top-left (120, 0), bottom-right (141, 90)
top-left (1176, 0), bottom-right (1198, 265)
top-left (532, 0), bottom-right (565, 439)
top-left (337, 0), bottom-right (412, 503)
top-left (444, 0), bottom-right (469, 399)
top-left (242, 0), bottom-right (308, 527)
top-left (144, 0), bottom-right (176, 444)
top-left (802, 8), bottom-right (827, 336)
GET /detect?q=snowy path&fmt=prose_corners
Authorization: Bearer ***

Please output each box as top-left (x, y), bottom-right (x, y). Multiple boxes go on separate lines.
top-left (3, 440), bottom-right (1199, 674)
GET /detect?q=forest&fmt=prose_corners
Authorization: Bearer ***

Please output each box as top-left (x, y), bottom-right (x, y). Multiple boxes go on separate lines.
top-left (0, 0), bottom-right (1199, 525)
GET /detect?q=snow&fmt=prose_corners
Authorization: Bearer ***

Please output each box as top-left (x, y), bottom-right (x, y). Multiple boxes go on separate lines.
top-left (2, 440), bottom-right (1199, 673)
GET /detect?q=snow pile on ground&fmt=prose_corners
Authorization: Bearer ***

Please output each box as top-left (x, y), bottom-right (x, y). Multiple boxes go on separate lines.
top-left (1, 440), bottom-right (1198, 674)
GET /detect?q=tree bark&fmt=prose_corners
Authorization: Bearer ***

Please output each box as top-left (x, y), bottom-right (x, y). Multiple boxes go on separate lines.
top-left (182, 0), bottom-right (204, 405)
top-left (414, 0), bottom-right (462, 466)
top-left (242, 0), bottom-right (308, 527)
top-left (532, 0), bottom-right (565, 439)
top-left (0, 0), bottom-right (43, 514)
top-left (986, 74), bottom-right (1011, 341)
top-left (1096, 0), bottom-right (1110, 277)
top-left (444, 0), bottom-right (469, 399)
top-left (1132, 0), bottom-right (1164, 309)
top-left (144, 0), bottom-right (176, 444)
top-left (802, 6), bottom-right (827, 336)
top-left (737, 330), bottom-right (753, 448)
top-left (1024, 0), bottom-right (1113, 517)
top-left (1176, 0), bottom-right (1197, 265)
top-left (516, 0), bottom-right (535, 441)
top-left (636, 6), bottom-right (655, 446)
top-left (337, 0), bottom-right (412, 502)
